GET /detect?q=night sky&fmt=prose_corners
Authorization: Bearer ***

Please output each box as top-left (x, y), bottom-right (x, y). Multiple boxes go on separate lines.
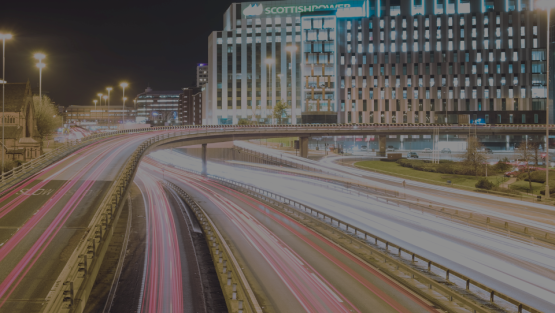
top-left (0, 0), bottom-right (235, 107)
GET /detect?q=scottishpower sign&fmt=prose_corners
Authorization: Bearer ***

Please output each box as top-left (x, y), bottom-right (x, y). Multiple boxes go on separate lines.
top-left (243, 3), bottom-right (360, 16)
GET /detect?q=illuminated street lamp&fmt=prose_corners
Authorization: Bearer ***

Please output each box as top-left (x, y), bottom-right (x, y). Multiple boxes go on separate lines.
top-left (120, 82), bottom-right (128, 124)
top-left (538, 1), bottom-right (554, 198)
top-left (106, 87), bottom-right (112, 106)
top-left (34, 53), bottom-right (46, 105)
top-left (1, 33), bottom-right (12, 174)
top-left (97, 93), bottom-right (103, 108)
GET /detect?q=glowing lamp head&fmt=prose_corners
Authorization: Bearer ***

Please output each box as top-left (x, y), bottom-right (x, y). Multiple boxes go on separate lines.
top-left (120, 82), bottom-right (128, 88)
top-left (123, 97), bottom-right (128, 101)
top-left (265, 58), bottom-right (274, 65)
top-left (106, 87), bottom-right (112, 92)
top-left (36, 62), bottom-right (46, 69)
top-left (0, 34), bottom-right (12, 40)
top-left (103, 95), bottom-right (108, 100)
top-left (34, 53), bottom-right (46, 61)
top-left (93, 100), bottom-right (98, 104)
top-left (97, 93), bottom-right (103, 97)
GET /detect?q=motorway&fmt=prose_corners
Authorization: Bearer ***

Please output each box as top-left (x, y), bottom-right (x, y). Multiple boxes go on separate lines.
top-left (0, 130), bottom-right (176, 312)
top-left (140, 157), bottom-right (439, 313)
top-left (150, 148), bottom-right (555, 313)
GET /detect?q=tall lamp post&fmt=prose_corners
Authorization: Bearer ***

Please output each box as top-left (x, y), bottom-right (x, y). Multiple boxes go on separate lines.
top-left (540, 1), bottom-right (554, 198)
top-left (34, 53), bottom-right (46, 105)
top-left (1, 33), bottom-right (12, 174)
top-left (265, 58), bottom-right (274, 124)
top-left (285, 45), bottom-right (297, 124)
top-left (120, 82), bottom-right (128, 125)
top-left (106, 87), bottom-right (112, 106)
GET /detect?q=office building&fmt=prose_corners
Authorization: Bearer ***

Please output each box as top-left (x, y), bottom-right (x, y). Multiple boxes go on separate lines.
top-left (182, 86), bottom-right (204, 125)
top-left (135, 87), bottom-right (182, 125)
top-left (207, 0), bottom-right (553, 125)
top-left (197, 63), bottom-right (209, 87)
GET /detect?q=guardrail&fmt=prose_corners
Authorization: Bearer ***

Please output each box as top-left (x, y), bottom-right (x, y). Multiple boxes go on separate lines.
top-left (164, 181), bottom-right (262, 313)
top-left (188, 170), bottom-right (541, 313)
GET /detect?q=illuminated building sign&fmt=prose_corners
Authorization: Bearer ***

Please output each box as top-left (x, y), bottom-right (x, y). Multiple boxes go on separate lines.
top-left (243, 2), bottom-right (363, 16)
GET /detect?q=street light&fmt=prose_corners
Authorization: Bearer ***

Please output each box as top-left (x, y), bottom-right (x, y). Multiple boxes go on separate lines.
top-left (1, 33), bottom-right (12, 174)
top-left (538, 1), bottom-right (554, 198)
top-left (34, 53), bottom-right (46, 106)
top-left (285, 45), bottom-right (298, 124)
top-left (120, 82), bottom-right (128, 125)
top-left (106, 87), bottom-right (112, 106)
top-left (97, 93), bottom-right (103, 108)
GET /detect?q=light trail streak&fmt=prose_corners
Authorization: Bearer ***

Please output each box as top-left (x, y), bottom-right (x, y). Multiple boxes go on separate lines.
top-left (148, 150), bottom-right (555, 311)
top-left (143, 159), bottom-right (436, 313)
top-left (136, 169), bottom-right (183, 313)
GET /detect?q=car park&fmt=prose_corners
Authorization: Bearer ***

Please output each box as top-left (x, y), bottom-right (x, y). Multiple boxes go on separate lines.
top-left (423, 148), bottom-right (432, 153)
top-left (441, 148), bottom-right (451, 153)
top-left (407, 152), bottom-right (419, 159)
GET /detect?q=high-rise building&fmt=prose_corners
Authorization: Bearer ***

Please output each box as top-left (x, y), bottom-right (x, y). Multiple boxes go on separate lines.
top-left (197, 63), bottom-right (209, 87)
top-left (181, 87), bottom-right (204, 125)
top-left (134, 87), bottom-right (182, 125)
top-left (207, 0), bottom-right (552, 125)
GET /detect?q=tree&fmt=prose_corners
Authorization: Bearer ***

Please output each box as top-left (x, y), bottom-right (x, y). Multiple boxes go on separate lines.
top-left (460, 137), bottom-right (487, 176)
top-left (33, 95), bottom-right (62, 142)
top-left (516, 142), bottom-right (540, 191)
top-left (272, 100), bottom-right (290, 124)
top-left (249, 102), bottom-right (261, 124)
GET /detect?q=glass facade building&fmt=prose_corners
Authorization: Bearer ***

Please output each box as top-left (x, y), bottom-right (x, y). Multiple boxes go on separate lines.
top-left (207, 0), bottom-right (552, 125)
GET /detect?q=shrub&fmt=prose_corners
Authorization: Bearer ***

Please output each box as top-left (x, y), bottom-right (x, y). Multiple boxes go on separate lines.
top-left (475, 178), bottom-right (494, 190)
top-left (540, 188), bottom-right (555, 195)
top-left (491, 161), bottom-right (512, 173)
top-left (437, 162), bottom-right (454, 174)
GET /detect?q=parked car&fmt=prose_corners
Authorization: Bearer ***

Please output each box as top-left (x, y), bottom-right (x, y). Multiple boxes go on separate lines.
top-left (407, 152), bottom-right (419, 159)
top-left (441, 148), bottom-right (451, 154)
top-left (423, 148), bottom-right (432, 153)
top-left (386, 145), bottom-right (396, 152)
top-left (484, 148), bottom-right (493, 154)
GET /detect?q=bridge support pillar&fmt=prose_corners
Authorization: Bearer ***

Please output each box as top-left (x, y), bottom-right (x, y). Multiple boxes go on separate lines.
top-left (300, 137), bottom-right (309, 158)
top-left (377, 136), bottom-right (387, 157)
top-left (201, 143), bottom-right (207, 175)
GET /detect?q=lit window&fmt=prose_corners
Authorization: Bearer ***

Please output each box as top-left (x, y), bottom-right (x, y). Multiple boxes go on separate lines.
top-left (351, 55), bottom-right (356, 63)
top-left (460, 41), bottom-right (465, 50)
top-left (391, 19), bottom-right (396, 28)
top-left (402, 31), bottom-right (407, 40)
top-left (477, 77), bottom-right (482, 86)
top-left (341, 55), bottom-right (345, 64)
top-left (413, 42), bottom-right (419, 51)
top-left (489, 52), bottom-right (494, 61)
top-left (521, 87), bottom-right (526, 98)
top-left (436, 42), bottom-right (441, 51)
top-left (521, 26), bottom-right (525, 36)
top-left (496, 15), bottom-right (500, 25)
top-left (448, 17), bottom-right (453, 26)
top-left (513, 51), bottom-right (518, 61)
top-left (533, 38), bottom-right (538, 48)
top-left (508, 39), bottom-right (513, 49)
top-left (414, 30), bottom-right (419, 39)
top-left (358, 44), bottom-right (363, 53)
top-left (485, 89), bottom-right (489, 98)
top-left (379, 43), bottom-right (385, 52)
top-left (472, 64), bottom-right (477, 74)
top-left (453, 77), bottom-right (458, 86)
top-left (501, 52), bottom-right (506, 61)
top-left (513, 76), bottom-right (518, 85)
top-left (425, 29), bottom-right (430, 39)
top-left (521, 39), bottom-right (525, 48)
top-left (508, 27), bottom-right (513, 37)
top-left (497, 88), bottom-right (501, 98)
top-left (484, 28), bottom-right (489, 37)
top-left (461, 29), bottom-right (464, 37)
top-left (460, 90), bottom-right (465, 99)
top-left (368, 43), bottom-right (374, 53)
top-left (391, 31), bottom-right (397, 39)
top-left (484, 16), bottom-right (489, 25)
top-left (477, 52), bottom-right (482, 62)
top-left (472, 16), bottom-right (476, 25)
top-left (390, 43), bottom-right (396, 52)
top-left (425, 18), bottom-right (429, 27)
top-left (460, 17), bottom-right (465, 26)
top-left (495, 40), bottom-right (501, 49)
top-left (496, 28), bottom-right (500, 37)
top-left (465, 77), bottom-right (470, 86)
top-left (346, 67), bottom-right (351, 76)
top-left (489, 77), bottom-right (494, 86)
top-left (425, 42), bottom-right (430, 51)
top-left (509, 88), bottom-right (513, 98)
top-left (472, 40), bottom-right (477, 49)
top-left (484, 40), bottom-right (489, 49)
top-left (485, 64), bottom-right (489, 73)
top-left (472, 28), bottom-right (477, 37)
top-left (414, 19), bottom-right (418, 27)
top-left (380, 19), bottom-right (385, 29)
top-left (448, 41), bottom-right (453, 50)
top-left (501, 76), bottom-right (506, 85)
top-left (472, 89), bottom-right (477, 98)
top-left (533, 26), bottom-right (537, 36)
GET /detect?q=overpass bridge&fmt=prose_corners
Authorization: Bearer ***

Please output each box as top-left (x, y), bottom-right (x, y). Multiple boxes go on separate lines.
top-left (0, 123), bottom-right (551, 313)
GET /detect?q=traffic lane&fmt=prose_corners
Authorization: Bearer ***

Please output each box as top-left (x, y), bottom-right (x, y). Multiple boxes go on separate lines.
top-left (148, 163), bottom-right (434, 313)
top-left (165, 187), bottom-right (207, 313)
top-left (147, 153), bottom-right (555, 312)
top-left (135, 170), bottom-right (183, 313)
top-left (195, 178), bottom-right (437, 313)
top-left (324, 156), bottom-right (555, 227)
top-left (0, 134), bottom-right (162, 311)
